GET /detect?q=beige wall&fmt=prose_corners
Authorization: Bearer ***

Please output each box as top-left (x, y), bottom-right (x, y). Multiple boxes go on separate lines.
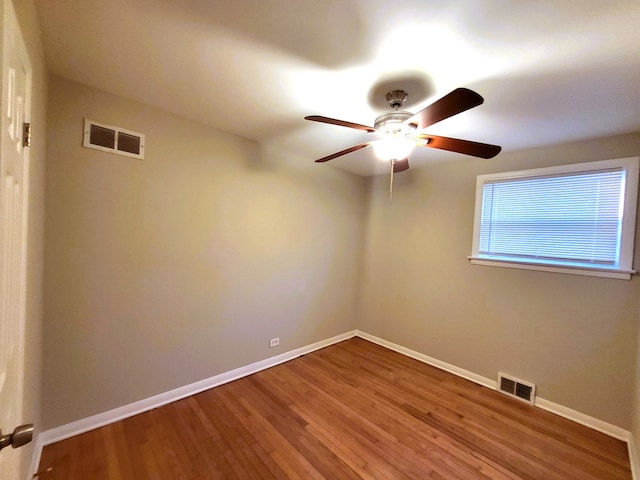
top-left (40, 74), bottom-right (640, 445)
top-left (10, 0), bottom-right (640, 471)
top-left (42, 76), bottom-right (367, 429)
top-left (360, 133), bottom-right (640, 429)
top-left (7, 0), bottom-right (48, 476)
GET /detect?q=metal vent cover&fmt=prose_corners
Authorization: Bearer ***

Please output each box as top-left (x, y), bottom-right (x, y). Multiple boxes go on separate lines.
top-left (83, 119), bottom-right (145, 158)
top-left (498, 372), bottom-right (536, 405)
top-left (88, 124), bottom-right (116, 149)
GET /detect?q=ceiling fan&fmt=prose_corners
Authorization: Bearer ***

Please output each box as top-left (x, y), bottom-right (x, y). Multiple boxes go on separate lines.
top-left (305, 88), bottom-right (502, 174)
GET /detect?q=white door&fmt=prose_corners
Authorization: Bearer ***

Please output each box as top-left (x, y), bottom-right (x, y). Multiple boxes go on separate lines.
top-left (0, 0), bottom-right (32, 477)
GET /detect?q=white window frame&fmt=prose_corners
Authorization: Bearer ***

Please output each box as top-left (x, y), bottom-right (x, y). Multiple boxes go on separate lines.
top-left (469, 157), bottom-right (639, 280)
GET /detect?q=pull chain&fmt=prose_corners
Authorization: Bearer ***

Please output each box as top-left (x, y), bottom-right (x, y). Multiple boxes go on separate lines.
top-left (389, 159), bottom-right (395, 203)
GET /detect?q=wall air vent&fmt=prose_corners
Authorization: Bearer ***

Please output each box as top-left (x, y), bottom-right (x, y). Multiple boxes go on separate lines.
top-left (497, 372), bottom-right (536, 405)
top-left (83, 119), bottom-right (145, 159)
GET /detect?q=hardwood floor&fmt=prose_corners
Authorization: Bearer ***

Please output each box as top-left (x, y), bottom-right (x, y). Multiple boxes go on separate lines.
top-left (38, 337), bottom-right (631, 479)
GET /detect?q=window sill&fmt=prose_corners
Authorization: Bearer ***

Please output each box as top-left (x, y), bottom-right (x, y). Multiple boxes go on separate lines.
top-left (468, 256), bottom-right (635, 280)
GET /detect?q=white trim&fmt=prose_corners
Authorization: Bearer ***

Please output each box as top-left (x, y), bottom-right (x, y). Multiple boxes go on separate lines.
top-left (354, 330), bottom-right (497, 390)
top-left (470, 156), bottom-right (640, 280)
top-left (354, 331), bottom-right (633, 444)
top-left (469, 257), bottom-right (634, 280)
top-left (535, 398), bottom-right (630, 442)
top-left (32, 331), bottom-right (357, 469)
top-left (476, 157), bottom-right (640, 182)
top-left (28, 432), bottom-right (41, 480)
top-left (629, 435), bottom-right (640, 480)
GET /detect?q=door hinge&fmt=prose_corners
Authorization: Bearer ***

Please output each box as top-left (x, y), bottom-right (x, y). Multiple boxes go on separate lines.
top-left (23, 122), bottom-right (32, 147)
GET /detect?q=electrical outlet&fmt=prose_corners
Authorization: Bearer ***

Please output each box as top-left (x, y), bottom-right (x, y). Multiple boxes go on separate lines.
top-left (269, 338), bottom-right (280, 348)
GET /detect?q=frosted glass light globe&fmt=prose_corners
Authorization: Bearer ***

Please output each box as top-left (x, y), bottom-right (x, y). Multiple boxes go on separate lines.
top-left (373, 135), bottom-right (416, 161)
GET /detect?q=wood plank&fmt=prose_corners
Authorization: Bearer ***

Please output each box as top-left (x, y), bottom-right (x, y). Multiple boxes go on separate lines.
top-left (38, 338), bottom-right (632, 479)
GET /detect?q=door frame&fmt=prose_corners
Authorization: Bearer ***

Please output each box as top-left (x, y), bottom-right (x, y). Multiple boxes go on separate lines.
top-left (0, 0), bottom-right (33, 477)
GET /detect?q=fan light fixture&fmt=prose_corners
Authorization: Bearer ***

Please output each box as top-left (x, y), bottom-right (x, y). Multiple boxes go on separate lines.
top-left (304, 87), bottom-right (502, 175)
top-left (373, 134), bottom-right (416, 161)
top-left (371, 92), bottom-right (418, 162)
top-left (305, 87), bottom-right (502, 203)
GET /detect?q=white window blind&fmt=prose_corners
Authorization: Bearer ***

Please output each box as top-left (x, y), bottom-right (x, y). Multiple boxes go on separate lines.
top-left (470, 157), bottom-right (639, 279)
top-left (480, 169), bottom-right (623, 265)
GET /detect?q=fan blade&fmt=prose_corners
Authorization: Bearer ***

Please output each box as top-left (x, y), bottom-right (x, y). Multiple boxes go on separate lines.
top-left (305, 115), bottom-right (376, 133)
top-left (393, 158), bottom-right (410, 172)
top-left (314, 143), bottom-right (371, 163)
top-left (405, 88), bottom-right (484, 130)
top-left (417, 134), bottom-right (501, 159)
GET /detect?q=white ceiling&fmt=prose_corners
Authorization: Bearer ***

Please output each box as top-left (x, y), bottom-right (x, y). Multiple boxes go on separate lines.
top-left (34, 0), bottom-right (640, 176)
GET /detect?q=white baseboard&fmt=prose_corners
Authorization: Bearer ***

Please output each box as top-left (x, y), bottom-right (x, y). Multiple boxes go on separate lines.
top-left (32, 329), bottom-right (638, 479)
top-left (355, 329), bottom-right (637, 475)
top-left (31, 330), bottom-right (357, 474)
top-left (535, 397), bottom-right (630, 442)
top-left (629, 435), bottom-right (640, 480)
top-left (355, 330), bottom-right (498, 390)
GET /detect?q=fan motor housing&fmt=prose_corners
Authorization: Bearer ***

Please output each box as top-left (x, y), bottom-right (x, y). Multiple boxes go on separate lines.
top-left (374, 111), bottom-right (415, 134)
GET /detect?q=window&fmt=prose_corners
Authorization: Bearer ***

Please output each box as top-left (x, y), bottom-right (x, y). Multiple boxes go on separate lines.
top-left (470, 157), bottom-right (639, 279)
